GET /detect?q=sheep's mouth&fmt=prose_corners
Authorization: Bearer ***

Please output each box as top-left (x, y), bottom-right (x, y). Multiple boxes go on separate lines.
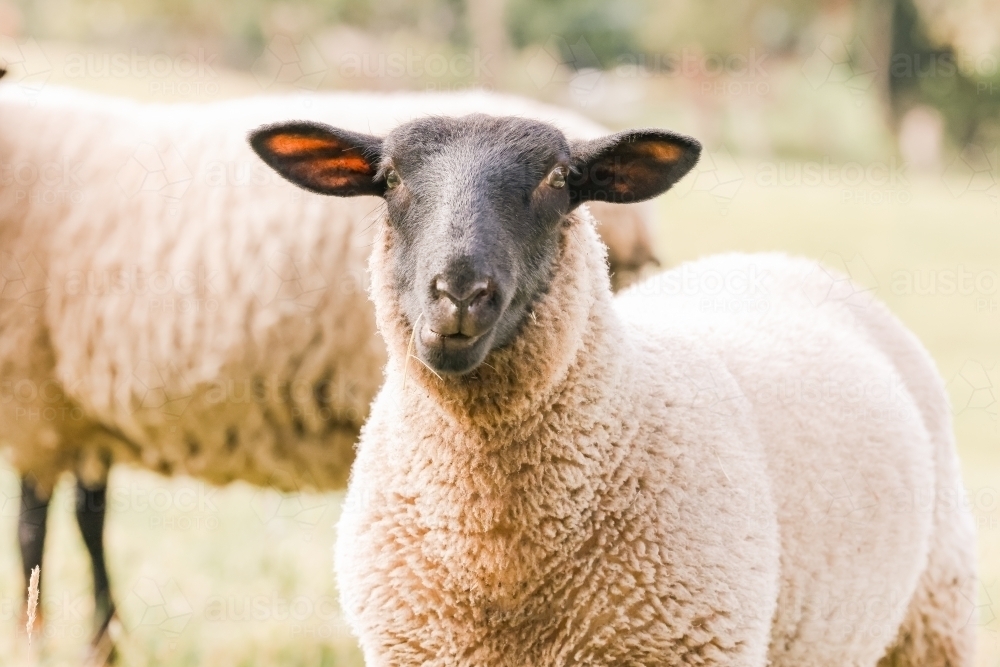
top-left (427, 330), bottom-right (480, 348)
top-left (417, 321), bottom-right (494, 375)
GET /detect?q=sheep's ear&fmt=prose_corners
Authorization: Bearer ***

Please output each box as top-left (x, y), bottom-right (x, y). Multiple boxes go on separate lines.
top-left (568, 130), bottom-right (701, 207)
top-left (0, 67), bottom-right (6, 80)
top-left (250, 122), bottom-right (385, 197)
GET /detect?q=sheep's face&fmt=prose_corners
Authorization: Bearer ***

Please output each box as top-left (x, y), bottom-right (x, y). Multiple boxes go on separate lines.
top-left (251, 115), bottom-right (700, 376)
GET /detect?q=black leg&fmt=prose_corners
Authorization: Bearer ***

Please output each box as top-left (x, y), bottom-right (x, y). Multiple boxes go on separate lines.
top-left (75, 478), bottom-right (116, 657)
top-left (19, 475), bottom-right (49, 628)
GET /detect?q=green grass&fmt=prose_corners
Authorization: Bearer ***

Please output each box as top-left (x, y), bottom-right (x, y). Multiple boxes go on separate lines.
top-left (0, 468), bottom-right (363, 666)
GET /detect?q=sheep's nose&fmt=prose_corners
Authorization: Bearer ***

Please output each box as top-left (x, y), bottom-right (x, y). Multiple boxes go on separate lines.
top-left (428, 275), bottom-right (498, 337)
top-left (435, 277), bottom-right (491, 308)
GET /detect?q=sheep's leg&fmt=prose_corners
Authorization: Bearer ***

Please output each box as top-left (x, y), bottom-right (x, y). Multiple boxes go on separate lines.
top-left (75, 478), bottom-right (117, 663)
top-left (18, 475), bottom-right (49, 634)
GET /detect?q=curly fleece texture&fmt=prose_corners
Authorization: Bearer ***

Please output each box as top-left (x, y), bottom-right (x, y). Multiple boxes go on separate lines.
top-left (0, 85), bottom-right (653, 495)
top-left (335, 209), bottom-right (976, 665)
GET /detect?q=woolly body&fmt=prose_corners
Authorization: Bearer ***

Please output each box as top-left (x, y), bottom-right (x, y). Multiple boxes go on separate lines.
top-left (336, 211), bottom-right (976, 665)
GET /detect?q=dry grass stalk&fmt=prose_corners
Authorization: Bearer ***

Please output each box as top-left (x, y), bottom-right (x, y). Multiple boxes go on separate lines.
top-left (402, 314), bottom-right (419, 392)
top-left (402, 314), bottom-right (443, 390)
top-left (26, 565), bottom-right (40, 646)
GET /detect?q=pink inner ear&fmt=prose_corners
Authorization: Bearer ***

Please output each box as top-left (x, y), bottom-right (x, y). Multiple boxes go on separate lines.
top-left (313, 156), bottom-right (375, 175)
top-left (267, 134), bottom-right (340, 156)
top-left (304, 170), bottom-right (356, 188)
top-left (642, 142), bottom-right (682, 162)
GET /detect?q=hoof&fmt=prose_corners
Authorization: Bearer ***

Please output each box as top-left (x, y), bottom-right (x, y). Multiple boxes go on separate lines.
top-left (84, 612), bottom-right (121, 666)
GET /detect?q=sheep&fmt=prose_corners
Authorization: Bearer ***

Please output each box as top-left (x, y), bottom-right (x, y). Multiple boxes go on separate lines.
top-left (0, 82), bottom-right (658, 655)
top-left (250, 113), bottom-right (978, 666)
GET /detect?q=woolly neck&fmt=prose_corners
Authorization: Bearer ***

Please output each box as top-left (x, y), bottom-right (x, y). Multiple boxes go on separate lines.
top-left (358, 209), bottom-right (638, 604)
top-left (369, 208), bottom-right (623, 445)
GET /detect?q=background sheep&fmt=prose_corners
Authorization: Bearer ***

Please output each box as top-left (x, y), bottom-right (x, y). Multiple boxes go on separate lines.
top-left (0, 83), bottom-right (658, 655)
top-left (251, 114), bottom-right (978, 665)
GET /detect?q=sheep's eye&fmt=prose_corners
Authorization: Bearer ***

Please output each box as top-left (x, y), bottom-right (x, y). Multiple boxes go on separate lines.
top-left (385, 169), bottom-right (401, 189)
top-left (545, 166), bottom-right (567, 189)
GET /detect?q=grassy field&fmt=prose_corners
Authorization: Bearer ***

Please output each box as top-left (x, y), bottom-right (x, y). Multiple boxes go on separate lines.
top-left (0, 63), bottom-right (997, 666)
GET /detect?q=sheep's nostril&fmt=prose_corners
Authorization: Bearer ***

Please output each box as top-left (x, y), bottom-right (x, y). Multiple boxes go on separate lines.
top-left (465, 281), bottom-right (492, 309)
top-left (433, 277), bottom-right (449, 300)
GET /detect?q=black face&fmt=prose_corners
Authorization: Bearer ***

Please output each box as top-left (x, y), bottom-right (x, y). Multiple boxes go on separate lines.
top-left (378, 116), bottom-right (574, 374)
top-left (250, 114), bottom-right (700, 376)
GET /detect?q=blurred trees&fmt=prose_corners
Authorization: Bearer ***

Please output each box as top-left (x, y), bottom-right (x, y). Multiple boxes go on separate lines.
top-left (890, 0), bottom-right (1000, 145)
top-left (506, 0), bottom-right (642, 66)
top-left (4, 0), bottom-right (999, 148)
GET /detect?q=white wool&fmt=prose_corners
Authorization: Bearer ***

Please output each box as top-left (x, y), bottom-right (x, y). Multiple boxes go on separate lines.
top-left (616, 253), bottom-right (977, 664)
top-left (336, 212), bottom-right (976, 665)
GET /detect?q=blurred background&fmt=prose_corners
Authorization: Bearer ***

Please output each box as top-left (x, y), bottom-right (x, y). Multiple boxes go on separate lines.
top-left (0, 0), bottom-right (997, 664)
